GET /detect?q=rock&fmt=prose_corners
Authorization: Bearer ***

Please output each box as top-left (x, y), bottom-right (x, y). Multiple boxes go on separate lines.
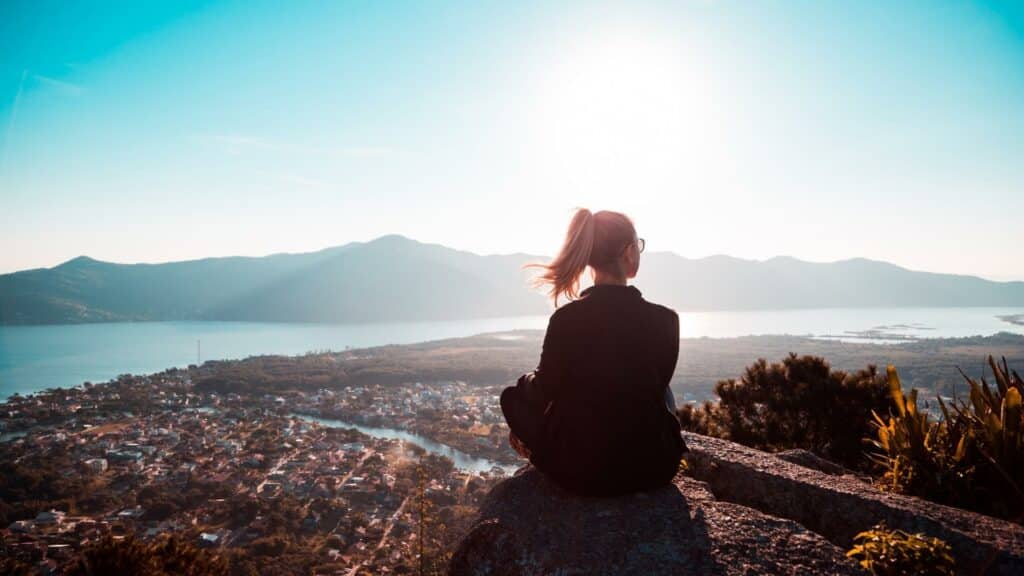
top-left (774, 449), bottom-right (866, 479)
top-left (448, 465), bottom-right (860, 575)
top-left (684, 432), bottom-right (1024, 575)
top-left (451, 434), bottom-right (1024, 575)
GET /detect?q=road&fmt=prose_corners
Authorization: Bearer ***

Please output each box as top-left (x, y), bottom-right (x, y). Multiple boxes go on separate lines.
top-left (344, 495), bottom-right (411, 576)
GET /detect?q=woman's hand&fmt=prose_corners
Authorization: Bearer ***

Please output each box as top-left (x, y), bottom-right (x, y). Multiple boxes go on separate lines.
top-left (509, 430), bottom-right (531, 459)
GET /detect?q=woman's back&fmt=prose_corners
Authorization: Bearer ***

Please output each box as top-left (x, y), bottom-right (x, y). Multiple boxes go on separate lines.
top-left (503, 207), bottom-right (686, 497)
top-left (526, 283), bottom-right (685, 496)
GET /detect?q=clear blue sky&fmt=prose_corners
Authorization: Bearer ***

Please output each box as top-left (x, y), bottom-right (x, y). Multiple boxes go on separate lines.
top-left (2, 0), bottom-right (1023, 279)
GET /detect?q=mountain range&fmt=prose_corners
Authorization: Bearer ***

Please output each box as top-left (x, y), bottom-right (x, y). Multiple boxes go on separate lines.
top-left (2, 234), bottom-right (1023, 325)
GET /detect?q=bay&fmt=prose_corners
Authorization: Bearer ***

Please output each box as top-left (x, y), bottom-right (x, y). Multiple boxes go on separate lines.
top-left (0, 316), bottom-right (548, 399)
top-left (2, 307), bottom-right (1023, 399)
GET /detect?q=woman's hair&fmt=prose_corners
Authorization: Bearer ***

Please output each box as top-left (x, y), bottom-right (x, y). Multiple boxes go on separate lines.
top-left (524, 208), bottom-right (636, 306)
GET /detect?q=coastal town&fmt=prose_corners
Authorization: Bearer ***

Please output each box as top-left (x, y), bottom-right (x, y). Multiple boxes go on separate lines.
top-left (289, 379), bottom-right (519, 470)
top-left (0, 365), bottom-right (516, 575)
top-left (6, 329), bottom-right (1023, 574)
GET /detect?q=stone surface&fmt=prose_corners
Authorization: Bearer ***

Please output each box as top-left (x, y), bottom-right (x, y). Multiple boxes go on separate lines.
top-left (774, 449), bottom-right (861, 477)
top-left (684, 432), bottom-right (1024, 575)
top-left (448, 465), bottom-right (861, 576)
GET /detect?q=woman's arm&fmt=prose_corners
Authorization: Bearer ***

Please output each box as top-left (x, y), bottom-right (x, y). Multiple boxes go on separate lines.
top-left (532, 309), bottom-right (568, 402)
top-left (662, 310), bottom-right (680, 392)
top-left (664, 386), bottom-right (677, 412)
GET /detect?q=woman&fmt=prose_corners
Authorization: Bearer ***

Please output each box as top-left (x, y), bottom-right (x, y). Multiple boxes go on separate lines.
top-left (501, 208), bottom-right (688, 497)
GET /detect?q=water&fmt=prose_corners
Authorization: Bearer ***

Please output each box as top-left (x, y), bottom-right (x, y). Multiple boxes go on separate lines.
top-left (293, 414), bottom-right (520, 475)
top-left (2, 308), bottom-right (1023, 399)
top-left (0, 431), bottom-right (28, 443)
top-left (0, 316), bottom-right (548, 399)
top-left (676, 307), bottom-right (1024, 342)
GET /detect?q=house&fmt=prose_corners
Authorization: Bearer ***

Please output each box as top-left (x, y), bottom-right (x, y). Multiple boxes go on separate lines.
top-left (8, 520), bottom-right (32, 533)
top-left (83, 458), bottom-right (108, 473)
top-left (117, 506), bottom-right (145, 520)
top-left (259, 482), bottom-right (281, 499)
top-left (34, 510), bottom-right (65, 525)
top-left (205, 528), bottom-right (231, 546)
top-left (46, 544), bottom-right (72, 559)
top-left (106, 449), bottom-right (143, 463)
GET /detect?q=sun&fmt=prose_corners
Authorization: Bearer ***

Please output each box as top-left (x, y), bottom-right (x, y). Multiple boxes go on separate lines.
top-left (528, 28), bottom-right (726, 210)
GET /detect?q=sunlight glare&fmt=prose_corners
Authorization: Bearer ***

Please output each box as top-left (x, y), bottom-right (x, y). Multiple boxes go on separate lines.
top-left (530, 28), bottom-right (730, 214)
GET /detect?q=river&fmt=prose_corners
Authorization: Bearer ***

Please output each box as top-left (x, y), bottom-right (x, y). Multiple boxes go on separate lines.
top-left (292, 414), bottom-right (520, 475)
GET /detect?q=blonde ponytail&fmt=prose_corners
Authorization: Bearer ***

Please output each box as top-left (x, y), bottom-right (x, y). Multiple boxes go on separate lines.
top-left (524, 208), bottom-right (596, 306)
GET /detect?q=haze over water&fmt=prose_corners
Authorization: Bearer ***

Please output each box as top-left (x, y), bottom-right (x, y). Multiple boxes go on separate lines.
top-left (2, 307), bottom-right (1022, 399)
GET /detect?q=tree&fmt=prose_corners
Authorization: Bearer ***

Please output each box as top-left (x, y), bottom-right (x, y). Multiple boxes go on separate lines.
top-left (678, 353), bottom-right (892, 469)
top-left (412, 461), bottom-right (454, 575)
top-left (66, 534), bottom-right (227, 576)
top-left (251, 535), bottom-right (290, 557)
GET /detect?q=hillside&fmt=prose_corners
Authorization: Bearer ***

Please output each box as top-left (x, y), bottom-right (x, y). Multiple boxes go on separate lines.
top-left (3, 235), bottom-right (1024, 324)
top-left (0, 235), bottom-right (548, 324)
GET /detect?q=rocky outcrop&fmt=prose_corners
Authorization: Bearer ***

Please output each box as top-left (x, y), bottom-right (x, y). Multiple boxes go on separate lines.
top-left (774, 449), bottom-right (860, 477)
top-left (449, 465), bottom-right (860, 575)
top-left (684, 432), bottom-right (1024, 575)
top-left (449, 433), bottom-right (1024, 575)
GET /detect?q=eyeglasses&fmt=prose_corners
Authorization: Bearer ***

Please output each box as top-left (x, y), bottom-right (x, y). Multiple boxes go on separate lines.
top-left (621, 237), bottom-right (645, 255)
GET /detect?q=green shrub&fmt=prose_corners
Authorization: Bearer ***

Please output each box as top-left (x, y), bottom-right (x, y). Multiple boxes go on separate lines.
top-left (869, 357), bottom-right (1024, 521)
top-left (677, 354), bottom-right (892, 469)
top-left (868, 366), bottom-right (968, 503)
top-left (846, 521), bottom-right (955, 576)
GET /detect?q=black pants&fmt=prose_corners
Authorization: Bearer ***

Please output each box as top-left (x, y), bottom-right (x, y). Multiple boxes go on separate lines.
top-left (500, 372), bottom-right (548, 451)
top-left (501, 372), bottom-right (678, 452)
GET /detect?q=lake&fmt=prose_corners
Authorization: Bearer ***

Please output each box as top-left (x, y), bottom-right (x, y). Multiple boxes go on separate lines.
top-left (1, 307), bottom-right (1023, 399)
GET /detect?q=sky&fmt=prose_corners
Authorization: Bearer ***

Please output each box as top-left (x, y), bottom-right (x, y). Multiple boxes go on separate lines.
top-left (1, 0), bottom-right (1023, 279)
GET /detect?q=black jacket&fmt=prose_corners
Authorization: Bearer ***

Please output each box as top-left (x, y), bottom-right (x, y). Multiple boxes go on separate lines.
top-left (502, 283), bottom-right (687, 497)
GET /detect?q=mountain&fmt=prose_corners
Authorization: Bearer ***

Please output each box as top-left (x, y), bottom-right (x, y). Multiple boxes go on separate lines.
top-left (638, 252), bottom-right (1024, 310)
top-left (0, 235), bottom-right (549, 324)
top-left (2, 235), bottom-right (1024, 325)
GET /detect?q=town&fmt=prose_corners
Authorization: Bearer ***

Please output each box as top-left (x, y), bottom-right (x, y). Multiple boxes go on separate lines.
top-left (5, 331), bottom-right (1023, 574)
top-left (288, 380), bottom-right (520, 470)
top-left (0, 366), bottom-right (516, 575)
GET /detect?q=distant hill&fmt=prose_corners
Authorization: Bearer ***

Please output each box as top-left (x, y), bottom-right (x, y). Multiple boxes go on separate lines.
top-left (2, 235), bottom-right (1023, 325)
top-left (637, 252), bottom-right (1024, 311)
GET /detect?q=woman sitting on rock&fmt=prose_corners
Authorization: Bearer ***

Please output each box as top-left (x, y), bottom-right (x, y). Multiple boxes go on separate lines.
top-left (501, 208), bottom-right (688, 497)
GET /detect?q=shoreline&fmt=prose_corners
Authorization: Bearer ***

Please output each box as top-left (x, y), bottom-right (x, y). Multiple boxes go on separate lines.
top-left (999, 314), bottom-right (1024, 326)
top-left (5, 330), bottom-right (1024, 402)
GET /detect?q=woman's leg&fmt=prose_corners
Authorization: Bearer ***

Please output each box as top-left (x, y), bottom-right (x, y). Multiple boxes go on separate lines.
top-left (501, 383), bottom-right (538, 459)
top-left (501, 372), bottom-right (547, 459)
